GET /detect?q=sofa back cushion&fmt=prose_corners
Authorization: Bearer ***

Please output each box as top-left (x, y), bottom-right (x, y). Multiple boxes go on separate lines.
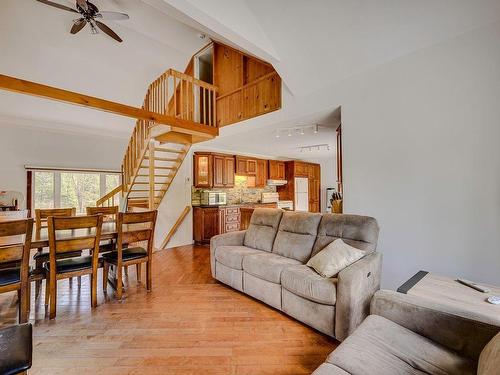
top-left (478, 332), bottom-right (500, 375)
top-left (311, 214), bottom-right (379, 257)
top-left (244, 208), bottom-right (283, 252)
top-left (272, 211), bottom-right (322, 262)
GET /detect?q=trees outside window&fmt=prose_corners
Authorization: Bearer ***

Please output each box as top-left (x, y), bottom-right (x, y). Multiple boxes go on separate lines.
top-left (32, 170), bottom-right (120, 213)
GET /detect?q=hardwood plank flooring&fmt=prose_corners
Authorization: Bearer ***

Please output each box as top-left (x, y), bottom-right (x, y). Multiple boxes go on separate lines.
top-left (0, 245), bottom-right (337, 374)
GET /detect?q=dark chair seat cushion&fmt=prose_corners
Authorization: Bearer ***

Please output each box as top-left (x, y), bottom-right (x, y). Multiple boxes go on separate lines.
top-left (34, 250), bottom-right (82, 260)
top-left (44, 256), bottom-right (93, 273)
top-left (0, 323), bottom-right (32, 375)
top-left (102, 247), bottom-right (147, 263)
top-left (0, 268), bottom-right (20, 287)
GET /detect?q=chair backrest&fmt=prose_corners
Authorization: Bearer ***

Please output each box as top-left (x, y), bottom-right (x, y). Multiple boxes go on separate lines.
top-left (86, 206), bottom-right (119, 222)
top-left (35, 208), bottom-right (76, 230)
top-left (0, 219), bottom-right (33, 281)
top-left (116, 211), bottom-right (157, 257)
top-left (47, 215), bottom-right (103, 267)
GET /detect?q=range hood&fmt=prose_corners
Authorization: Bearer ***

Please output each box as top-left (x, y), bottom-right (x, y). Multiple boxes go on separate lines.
top-left (267, 179), bottom-right (288, 186)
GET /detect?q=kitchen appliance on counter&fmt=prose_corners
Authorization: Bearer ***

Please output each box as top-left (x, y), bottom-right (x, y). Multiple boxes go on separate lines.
top-left (261, 192), bottom-right (279, 204)
top-left (267, 179), bottom-right (287, 186)
top-left (277, 200), bottom-right (294, 210)
top-left (200, 191), bottom-right (227, 206)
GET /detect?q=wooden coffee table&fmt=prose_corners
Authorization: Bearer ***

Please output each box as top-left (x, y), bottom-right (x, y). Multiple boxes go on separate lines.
top-left (398, 271), bottom-right (500, 325)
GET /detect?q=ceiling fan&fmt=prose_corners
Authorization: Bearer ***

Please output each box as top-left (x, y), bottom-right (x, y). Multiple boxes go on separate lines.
top-left (36, 0), bottom-right (129, 43)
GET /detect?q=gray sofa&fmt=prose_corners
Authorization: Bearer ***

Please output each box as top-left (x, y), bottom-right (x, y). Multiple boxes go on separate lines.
top-left (313, 290), bottom-right (500, 375)
top-left (210, 208), bottom-right (380, 341)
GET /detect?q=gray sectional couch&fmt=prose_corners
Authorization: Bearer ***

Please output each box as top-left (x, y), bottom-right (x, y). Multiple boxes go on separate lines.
top-left (210, 208), bottom-right (380, 340)
top-left (313, 290), bottom-right (500, 375)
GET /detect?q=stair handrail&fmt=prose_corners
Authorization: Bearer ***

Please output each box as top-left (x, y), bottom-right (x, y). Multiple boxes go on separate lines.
top-left (96, 185), bottom-right (123, 207)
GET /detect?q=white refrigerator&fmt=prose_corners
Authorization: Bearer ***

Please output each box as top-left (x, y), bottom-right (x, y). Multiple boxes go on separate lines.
top-left (294, 177), bottom-right (309, 212)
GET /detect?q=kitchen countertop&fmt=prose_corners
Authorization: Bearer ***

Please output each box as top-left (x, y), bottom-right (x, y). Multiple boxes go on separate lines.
top-left (193, 202), bottom-right (277, 209)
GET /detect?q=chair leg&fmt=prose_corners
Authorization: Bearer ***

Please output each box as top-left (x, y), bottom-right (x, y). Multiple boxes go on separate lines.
top-left (35, 251), bottom-right (43, 298)
top-left (91, 274), bottom-right (97, 308)
top-left (124, 266), bottom-right (129, 277)
top-left (19, 287), bottom-right (28, 324)
top-left (116, 265), bottom-right (123, 300)
top-left (146, 260), bottom-right (152, 292)
top-left (44, 278), bottom-right (50, 306)
top-left (49, 277), bottom-right (57, 319)
top-left (77, 276), bottom-right (82, 287)
top-left (136, 263), bottom-right (141, 283)
top-left (102, 263), bottom-right (109, 294)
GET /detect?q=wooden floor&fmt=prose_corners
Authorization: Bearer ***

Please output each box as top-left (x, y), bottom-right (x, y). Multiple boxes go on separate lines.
top-left (0, 245), bottom-right (337, 374)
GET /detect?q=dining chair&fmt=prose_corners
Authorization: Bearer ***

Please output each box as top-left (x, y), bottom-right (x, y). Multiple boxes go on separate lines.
top-left (45, 214), bottom-right (103, 319)
top-left (102, 210), bottom-right (157, 299)
top-left (0, 218), bottom-right (33, 323)
top-left (86, 206), bottom-right (118, 222)
top-left (33, 208), bottom-right (77, 297)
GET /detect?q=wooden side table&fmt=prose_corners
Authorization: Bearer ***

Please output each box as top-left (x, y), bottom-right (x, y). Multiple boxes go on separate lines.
top-left (398, 271), bottom-right (500, 326)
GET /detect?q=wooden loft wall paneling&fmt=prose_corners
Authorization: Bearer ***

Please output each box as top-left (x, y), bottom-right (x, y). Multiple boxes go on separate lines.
top-left (213, 42), bottom-right (282, 127)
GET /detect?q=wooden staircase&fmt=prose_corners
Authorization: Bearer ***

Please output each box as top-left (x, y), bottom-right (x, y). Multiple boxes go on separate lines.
top-left (96, 68), bottom-right (218, 210)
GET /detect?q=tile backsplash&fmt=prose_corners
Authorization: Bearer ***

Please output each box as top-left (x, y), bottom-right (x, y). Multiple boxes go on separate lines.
top-left (192, 175), bottom-right (276, 205)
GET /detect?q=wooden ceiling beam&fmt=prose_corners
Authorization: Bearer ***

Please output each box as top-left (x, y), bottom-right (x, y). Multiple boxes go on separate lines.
top-left (0, 74), bottom-right (218, 137)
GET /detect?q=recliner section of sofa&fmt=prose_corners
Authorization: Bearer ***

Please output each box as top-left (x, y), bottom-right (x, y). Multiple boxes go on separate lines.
top-left (313, 290), bottom-right (500, 375)
top-left (210, 208), bottom-right (381, 340)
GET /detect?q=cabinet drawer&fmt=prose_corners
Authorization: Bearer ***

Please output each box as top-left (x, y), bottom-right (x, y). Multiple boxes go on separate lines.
top-left (225, 222), bottom-right (240, 232)
top-left (225, 214), bottom-right (240, 223)
top-left (224, 208), bottom-right (240, 215)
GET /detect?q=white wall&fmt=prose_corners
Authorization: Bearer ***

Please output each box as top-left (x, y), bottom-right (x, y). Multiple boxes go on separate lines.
top-left (341, 21), bottom-right (500, 288)
top-left (0, 122), bottom-right (126, 208)
top-left (154, 149), bottom-right (194, 249)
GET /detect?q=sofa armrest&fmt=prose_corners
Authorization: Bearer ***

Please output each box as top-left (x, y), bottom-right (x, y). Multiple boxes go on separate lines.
top-left (371, 290), bottom-right (500, 360)
top-left (209, 231), bottom-right (246, 277)
top-left (335, 252), bottom-right (382, 341)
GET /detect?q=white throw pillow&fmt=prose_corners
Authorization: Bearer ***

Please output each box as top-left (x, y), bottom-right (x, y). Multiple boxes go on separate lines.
top-left (306, 239), bottom-right (365, 278)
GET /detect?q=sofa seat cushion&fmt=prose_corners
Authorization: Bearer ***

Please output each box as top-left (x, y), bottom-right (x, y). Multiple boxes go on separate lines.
top-left (327, 315), bottom-right (477, 375)
top-left (215, 246), bottom-right (262, 270)
top-left (281, 265), bottom-right (337, 305)
top-left (242, 252), bottom-right (301, 284)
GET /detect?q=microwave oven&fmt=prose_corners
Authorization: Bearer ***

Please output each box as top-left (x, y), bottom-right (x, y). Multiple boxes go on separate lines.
top-left (201, 191), bottom-right (227, 206)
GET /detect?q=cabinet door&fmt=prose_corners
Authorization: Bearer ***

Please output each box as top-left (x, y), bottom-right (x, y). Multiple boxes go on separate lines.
top-left (277, 161), bottom-right (286, 179)
top-left (247, 159), bottom-right (257, 175)
top-left (295, 162), bottom-right (309, 177)
top-left (235, 156), bottom-right (247, 175)
top-left (223, 156), bottom-right (235, 187)
top-left (194, 154), bottom-right (212, 188)
top-left (202, 208), bottom-right (219, 242)
top-left (213, 155), bottom-right (225, 188)
top-left (256, 159), bottom-right (267, 187)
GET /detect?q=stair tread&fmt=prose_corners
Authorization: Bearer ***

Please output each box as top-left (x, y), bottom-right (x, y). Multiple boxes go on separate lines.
top-left (154, 147), bottom-right (184, 153)
top-left (144, 156), bottom-right (180, 162)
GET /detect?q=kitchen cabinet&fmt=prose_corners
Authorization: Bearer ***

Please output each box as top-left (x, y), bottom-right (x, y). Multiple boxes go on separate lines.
top-left (277, 161), bottom-right (321, 213)
top-left (255, 159), bottom-right (268, 187)
top-left (194, 152), bottom-right (234, 188)
top-left (213, 154), bottom-right (235, 188)
top-left (193, 207), bottom-right (219, 244)
top-left (194, 203), bottom-right (277, 243)
top-left (193, 153), bottom-right (212, 188)
top-left (235, 156), bottom-right (257, 176)
top-left (268, 160), bottom-right (285, 180)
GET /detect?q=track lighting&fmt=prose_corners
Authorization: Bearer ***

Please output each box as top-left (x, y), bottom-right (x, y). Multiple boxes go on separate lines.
top-left (298, 144), bottom-right (331, 153)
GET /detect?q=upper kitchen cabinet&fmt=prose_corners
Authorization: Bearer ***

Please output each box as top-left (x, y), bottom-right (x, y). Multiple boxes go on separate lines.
top-left (255, 159), bottom-right (268, 187)
top-left (193, 153), bottom-right (213, 188)
top-left (235, 156), bottom-right (257, 176)
top-left (269, 160), bottom-right (286, 180)
top-left (213, 42), bottom-right (282, 127)
top-left (194, 152), bottom-right (235, 189)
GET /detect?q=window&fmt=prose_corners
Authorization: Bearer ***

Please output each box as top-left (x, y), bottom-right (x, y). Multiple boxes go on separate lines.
top-left (31, 169), bottom-right (121, 214)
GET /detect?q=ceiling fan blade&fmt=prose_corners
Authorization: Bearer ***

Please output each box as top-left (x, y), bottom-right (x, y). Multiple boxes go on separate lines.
top-left (70, 19), bottom-right (87, 34)
top-left (95, 20), bottom-right (123, 43)
top-left (36, 0), bottom-right (78, 13)
top-left (76, 0), bottom-right (88, 11)
top-left (96, 11), bottom-right (130, 21)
